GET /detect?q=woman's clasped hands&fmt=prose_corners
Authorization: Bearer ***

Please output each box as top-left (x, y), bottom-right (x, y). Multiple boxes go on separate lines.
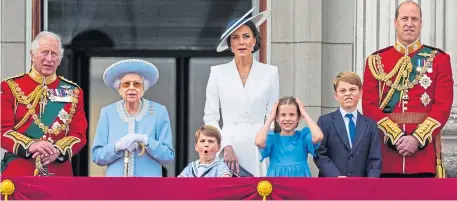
top-left (115, 134), bottom-right (148, 155)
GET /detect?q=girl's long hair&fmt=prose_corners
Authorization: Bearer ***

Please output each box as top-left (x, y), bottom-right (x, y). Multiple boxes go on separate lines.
top-left (273, 96), bottom-right (301, 133)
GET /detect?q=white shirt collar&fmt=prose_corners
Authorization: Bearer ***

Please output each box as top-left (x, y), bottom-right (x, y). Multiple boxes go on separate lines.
top-left (339, 107), bottom-right (358, 121)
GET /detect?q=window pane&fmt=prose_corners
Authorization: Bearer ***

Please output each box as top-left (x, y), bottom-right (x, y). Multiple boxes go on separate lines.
top-left (187, 57), bottom-right (232, 162)
top-left (48, 0), bottom-right (252, 50)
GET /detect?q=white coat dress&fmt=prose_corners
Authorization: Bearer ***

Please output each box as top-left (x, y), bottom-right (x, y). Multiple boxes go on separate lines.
top-left (203, 57), bottom-right (279, 177)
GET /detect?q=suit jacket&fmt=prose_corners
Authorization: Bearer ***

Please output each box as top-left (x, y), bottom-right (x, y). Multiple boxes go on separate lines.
top-left (314, 109), bottom-right (382, 177)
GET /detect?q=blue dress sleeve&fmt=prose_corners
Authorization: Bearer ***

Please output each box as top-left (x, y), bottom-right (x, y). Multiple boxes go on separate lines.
top-left (146, 104), bottom-right (175, 164)
top-left (91, 107), bottom-right (123, 166)
top-left (258, 130), bottom-right (276, 162)
top-left (302, 127), bottom-right (320, 157)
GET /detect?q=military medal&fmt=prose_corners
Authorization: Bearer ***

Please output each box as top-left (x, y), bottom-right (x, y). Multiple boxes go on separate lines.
top-left (58, 109), bottom-right (69, 123)
top-left (420, 74), bottom-right (432, 89)
top-left (418, 52), bottom-right (432, 57)
top-left (416, 59), bottom-right (423, 72)
top-left (61, 85), bottom-right (71, 89)
top-left (427, 64), bottom-right (433, 73)
top-left (48, 88), bottom-right (75, 102)
top-left (51, 121), bottom-right (62, 130)
top-left (421, 92), bottom-right (431, 106)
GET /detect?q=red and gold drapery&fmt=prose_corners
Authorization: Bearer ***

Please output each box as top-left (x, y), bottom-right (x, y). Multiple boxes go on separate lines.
top-left (1, 176), bottom-right (457, 200)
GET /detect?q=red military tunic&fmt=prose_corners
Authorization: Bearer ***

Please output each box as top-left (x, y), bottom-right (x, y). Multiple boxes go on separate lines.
top-left (362, 40), bottom-right (453, 176)
top-left (1, 68), bottom-right (87, 176)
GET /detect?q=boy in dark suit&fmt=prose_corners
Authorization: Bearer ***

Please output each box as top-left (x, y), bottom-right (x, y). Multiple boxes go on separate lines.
top-left (314, 72), bottom-right (381, 177)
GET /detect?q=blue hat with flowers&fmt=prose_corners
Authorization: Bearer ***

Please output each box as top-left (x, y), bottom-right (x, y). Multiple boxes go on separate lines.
top-left (103, 59), bottom-right (159, 90)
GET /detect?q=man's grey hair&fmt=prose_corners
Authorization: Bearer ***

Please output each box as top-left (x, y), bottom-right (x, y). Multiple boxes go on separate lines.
top-left (31, 31), bottom-right (65, 60)
top-left (113, 73), bottom-right (152, 92)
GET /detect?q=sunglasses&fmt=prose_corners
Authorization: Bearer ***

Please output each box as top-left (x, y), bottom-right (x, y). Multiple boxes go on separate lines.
top-left (121, 81), bottom-right (143, 88)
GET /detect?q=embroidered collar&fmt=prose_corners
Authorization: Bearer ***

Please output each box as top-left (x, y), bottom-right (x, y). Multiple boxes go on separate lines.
top-left (394, 39), bottom-right (422, 55)
top-left (116, 99), bottom-right (149, 123)
top-left (28, 66), bottom-right (57, 85)
top-left (191, 159), bottom-right (221, 177)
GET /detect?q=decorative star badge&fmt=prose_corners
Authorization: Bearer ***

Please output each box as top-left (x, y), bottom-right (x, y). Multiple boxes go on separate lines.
top-left (58, 109), bottom-right (69, 123)
top-left (421, 92), bottom-right (431, 106)
top-left (420, 74), bottom-right (432, 89)
top-left (51, 121), bottom-right (62, 130)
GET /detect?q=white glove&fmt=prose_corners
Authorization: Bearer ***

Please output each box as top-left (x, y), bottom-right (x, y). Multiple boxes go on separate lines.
top-left (114, 135), bottom-right (137, 152)
top-left (131, 134), bottom-right (149, 146)
top-left (127, 142), bottom-right (139, 153)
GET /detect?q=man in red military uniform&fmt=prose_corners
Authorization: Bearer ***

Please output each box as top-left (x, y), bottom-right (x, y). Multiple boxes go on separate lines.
top-left (362, 1), bottom-right (453, 178)
top-left (1, 31), bottom-right (87, 176)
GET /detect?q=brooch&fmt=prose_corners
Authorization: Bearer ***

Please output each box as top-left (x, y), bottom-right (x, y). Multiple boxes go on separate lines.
top-left (60, 85), bottom-right (72, 89)
top-left (148, 106), bottom-right (155, 116)
top-left (418, 52), bottom-right (432, 57)
top-left (51, 121), bottom-right (62, 131)
top-left (421, 92), bottom-right (431, 106)
top-left (419, 74), bottom-right (432, 90)
top-left (58, 109), bottom-right (69, 123)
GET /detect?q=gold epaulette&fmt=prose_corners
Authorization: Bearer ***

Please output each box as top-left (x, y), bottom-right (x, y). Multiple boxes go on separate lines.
top-left (59, 76), bottom-right (81, 89)
top-left (423, 45), bottom-right (446, 54)
top-left (371, 46), bottom-right (393, 55)
top-left (2, 73), bottom-right (25, 82)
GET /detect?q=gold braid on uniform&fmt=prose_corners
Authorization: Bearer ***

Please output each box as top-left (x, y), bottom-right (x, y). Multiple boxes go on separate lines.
top-left (6, 79), bottom-right (79, 136)
top-left (3, 130), bottom-right (34, 155)
top-left (368, 51), bottom-right (437, 147)
top-left (368, 51), bottom-right (437, 110)
top-left (412, 117), bottom-right (441, 148)
top-left (6, 80), bottom-right (46, 129)
top-left (377, 117), bottom-right (405, 145)
top-left (54, 136), bottom-right (81, 160)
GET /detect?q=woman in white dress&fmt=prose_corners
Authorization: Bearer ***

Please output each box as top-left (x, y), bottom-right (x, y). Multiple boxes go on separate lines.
top-left (204, 7), bottom-right (279, 177)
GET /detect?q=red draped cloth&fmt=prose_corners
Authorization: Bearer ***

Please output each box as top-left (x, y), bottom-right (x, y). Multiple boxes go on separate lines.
top-left (1, 176), bottom-right (457, 200)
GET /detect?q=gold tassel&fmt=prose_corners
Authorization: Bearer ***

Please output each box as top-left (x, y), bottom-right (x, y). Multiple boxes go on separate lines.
top-left (436, 159), bottom-right (446, 178)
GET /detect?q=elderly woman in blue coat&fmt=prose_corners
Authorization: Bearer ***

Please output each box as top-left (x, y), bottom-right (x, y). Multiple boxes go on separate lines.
top-left (91, 59), bottom-right (175, 177)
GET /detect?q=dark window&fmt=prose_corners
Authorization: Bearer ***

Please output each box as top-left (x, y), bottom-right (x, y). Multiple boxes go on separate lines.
top-left (48, 0), bottom-right (252, 50)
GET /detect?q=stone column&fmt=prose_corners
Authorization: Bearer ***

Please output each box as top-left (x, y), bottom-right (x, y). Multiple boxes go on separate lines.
top-left (1, 0), bottom-right (27, 79)
top-left (321, 0), bottom-right (355, 114)
top-left (270, 0), bottom-right (357, 177)
top-left (355, 0), bottom-right (457, 177)
top-left (1, 0), bottom-right (28, 164)
top-left (270, 0), bottom-right (323, 176)
top-left (442, 0), bottom-right (457, 178)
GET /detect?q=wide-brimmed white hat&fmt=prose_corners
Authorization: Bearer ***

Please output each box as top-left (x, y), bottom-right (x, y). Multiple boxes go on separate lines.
top-left (216, 7), bottom-right (271, 52)
top-left (103, 59), bottom-right (159, 90)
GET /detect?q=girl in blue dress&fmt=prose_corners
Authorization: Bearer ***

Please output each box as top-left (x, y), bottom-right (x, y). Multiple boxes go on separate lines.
top-left (255, 96), bottom-right (324, 177)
